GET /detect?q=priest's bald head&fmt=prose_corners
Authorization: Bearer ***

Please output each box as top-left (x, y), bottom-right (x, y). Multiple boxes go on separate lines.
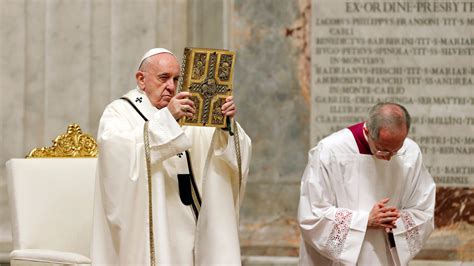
top-left (364, 102), bottom-right (411, 160)
top-left (135, 48), bottom-right (180, 109)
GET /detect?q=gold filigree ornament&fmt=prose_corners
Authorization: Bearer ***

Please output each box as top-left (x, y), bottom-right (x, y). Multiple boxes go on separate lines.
top-left (27, 124), bottom-right (98, 158)
top-left (178, 47), bottom-right (235, 128)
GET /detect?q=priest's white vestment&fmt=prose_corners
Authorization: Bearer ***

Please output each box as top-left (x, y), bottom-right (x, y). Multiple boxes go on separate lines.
top-left (90, 88), bottom-right (251, 265)
top-left (298, 123), bottom-right (435, 265)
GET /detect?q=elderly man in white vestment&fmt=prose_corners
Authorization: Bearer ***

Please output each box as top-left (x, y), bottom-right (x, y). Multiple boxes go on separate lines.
top-left (298, 102), bottom-right (435, 265)
top-left (90, 48), bottom-right (251, 265)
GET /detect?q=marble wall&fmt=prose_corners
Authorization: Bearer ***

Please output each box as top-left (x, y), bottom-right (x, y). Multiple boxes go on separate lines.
top-left (236, 0), bottom-right (474, 261)
top-left (309, 0), bottom-right (474, 261)
top-left (1, 0), bottom-right (472, 263)
top-left (0, 0), bottom-right (231, 261)
top-left (233, 0), bottom-right (310, 256)
top-left (0, 0), bottom-right (309, 259)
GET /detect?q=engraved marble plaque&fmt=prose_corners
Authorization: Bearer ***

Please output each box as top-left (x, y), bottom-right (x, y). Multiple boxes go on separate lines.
top-left (177, 47), bottom-right (235, 128)
top-left (311, 0), bottom-right (474, 188)
top-left (311, 0), bottom-right (474, 260)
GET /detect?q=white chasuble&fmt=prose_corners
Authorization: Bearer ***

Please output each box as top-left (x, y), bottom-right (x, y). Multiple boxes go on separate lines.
top-left (298, 124), bottom-right (435, 266)
top-left (91, 88), bottom-right (251, 265)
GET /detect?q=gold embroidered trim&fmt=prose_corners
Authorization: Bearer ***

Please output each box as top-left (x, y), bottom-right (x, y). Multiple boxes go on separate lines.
top-left (144, 122), bottom-right (156, 266)
top-left (27, 124), bottom-right (97, 158)
top-left (190, 180), bottom-right (201, 223)
top-left (232, 120), bottom-right (243, 190)
top-left (191, 184), bottom-right (201, 213)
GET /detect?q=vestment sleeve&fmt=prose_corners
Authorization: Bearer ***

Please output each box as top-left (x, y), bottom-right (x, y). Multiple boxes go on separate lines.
top-left (212, 121), bottom-right (252, 208)
top-left (393, 150), bottom-right (435, 265)
top-left (98, 104), bottom-right (191, 180)
top-left (95, 103), bottom-right (191, 253)
top-left (298, 145), bottom-right (369, 264)
top-left (192, 121), bottom-right (252, 265)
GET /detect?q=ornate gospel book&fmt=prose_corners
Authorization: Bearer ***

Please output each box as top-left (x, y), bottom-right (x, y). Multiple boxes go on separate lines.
top-left (177, 47), bottom-right (236, 128)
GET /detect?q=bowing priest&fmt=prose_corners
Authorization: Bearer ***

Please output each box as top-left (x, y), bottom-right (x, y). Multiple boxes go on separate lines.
top-left (298, 102), bottom-right (435, 265)
top-left (91, 48), bottom-right (252, 265)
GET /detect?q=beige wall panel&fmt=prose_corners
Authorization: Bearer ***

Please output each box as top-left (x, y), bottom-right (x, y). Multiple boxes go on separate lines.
top-left (168, 0), bottom-right (189, 58)
top-left (187, 0), bottom-right (227, 49)
top-left (90, 0), bottom-right (112, 136)
top-left (110, 0), bottom-right (158, 98)
top-left (155, 0), bottom-right (175, 52)
top-left (1, 1), bottom-right (26, 159)
top-left (0, 0), bottom-right (26, 259)
top-left (43, 0), bottom-right (92, 138)
top-left (24, 1), bottom-right (46, 152)
top-left (153, 0), bottom-right (189, 58)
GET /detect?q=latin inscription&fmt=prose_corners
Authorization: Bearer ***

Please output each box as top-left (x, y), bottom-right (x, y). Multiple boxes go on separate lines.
top-left (311, 0), bottom-right (474, 187)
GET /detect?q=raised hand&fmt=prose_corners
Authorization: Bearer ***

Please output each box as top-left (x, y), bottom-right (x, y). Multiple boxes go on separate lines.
top-left (368, 198), bottom-right (400, 229)
top-left (167, 92), bottom-right (196, 120)
top-left (221, 96), bottom-right (236, 118)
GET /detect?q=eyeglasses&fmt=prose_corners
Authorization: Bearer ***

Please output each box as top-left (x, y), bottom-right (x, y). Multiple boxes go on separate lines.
top-left (372, 141), bottom-right (403, 157)
top-left (369, 138), bottom-right (403, 158)
top-left (364, 126), bottom-right (403, 158)
top-left (374, 150), bottom-right (400, 157)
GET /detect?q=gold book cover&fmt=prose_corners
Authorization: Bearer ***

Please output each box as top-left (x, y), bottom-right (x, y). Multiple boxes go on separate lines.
top-left (177, 47), bottom-right (236, 128)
